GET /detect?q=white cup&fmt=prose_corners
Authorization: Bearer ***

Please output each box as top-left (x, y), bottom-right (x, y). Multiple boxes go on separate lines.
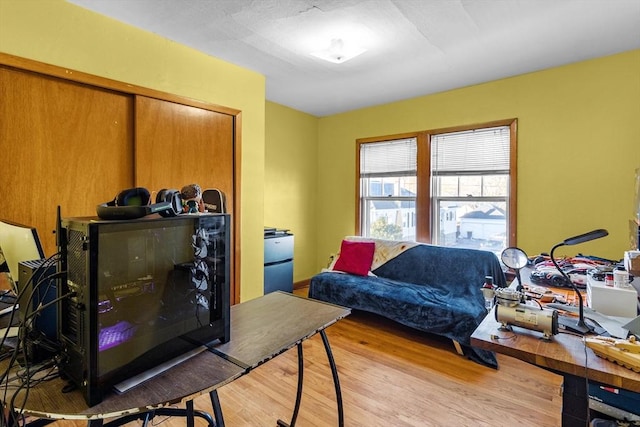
top-left (613, 270), bottom-right (630, 288)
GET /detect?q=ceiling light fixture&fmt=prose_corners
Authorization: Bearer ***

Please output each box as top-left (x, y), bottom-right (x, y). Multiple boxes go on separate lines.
top-left (311, 38), bottom-right (366, 64)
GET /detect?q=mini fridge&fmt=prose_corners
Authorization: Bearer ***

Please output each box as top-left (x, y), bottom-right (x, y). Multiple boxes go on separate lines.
top-left (264, 228), bottom-right (294, 294)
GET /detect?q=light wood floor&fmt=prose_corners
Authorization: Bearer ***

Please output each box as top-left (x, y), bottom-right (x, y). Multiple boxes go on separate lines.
top-left (50, 288), bottom-right (563, 426)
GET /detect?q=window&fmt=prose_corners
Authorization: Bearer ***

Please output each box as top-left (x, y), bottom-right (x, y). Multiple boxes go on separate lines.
top-left (359, 138), bottom-right (417, 241)
top-left (431, 126), bottom-right (511, 251)
top-left (357, 120), bottom-right (516, 254)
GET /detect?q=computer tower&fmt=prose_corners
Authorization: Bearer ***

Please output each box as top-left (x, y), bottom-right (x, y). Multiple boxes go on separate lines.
top-left (17, 259), bottom-right (59, 363)
top-left (58, 214), bottom-right (230, 406)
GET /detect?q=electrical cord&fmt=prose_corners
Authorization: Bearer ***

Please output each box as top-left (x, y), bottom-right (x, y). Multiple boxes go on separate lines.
top-left (547, 330), bottom-right (592, 426)
top-left (559, 329), bottom-right (586, 338)
top-left (490, 332), bottom-right (517, 341)
top-left (0, 251), bottom-right (75, 427)
top-left (527, 297), bottom-right (544, 309)
top-left (581, 335), bottom-right (592, 426)
top-left (9, 357), bottom-right (60, 424)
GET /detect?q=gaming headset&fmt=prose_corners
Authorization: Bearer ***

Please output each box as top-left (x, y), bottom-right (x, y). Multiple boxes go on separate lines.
top-left (155, 188), bottom-right (184, 217)
top-left (96, 187), bottom-right (182, 220)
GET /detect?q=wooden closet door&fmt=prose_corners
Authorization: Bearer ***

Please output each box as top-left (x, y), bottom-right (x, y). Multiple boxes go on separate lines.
top-left (134, 96), bottom-right (234, 211)
top-left (134, 96), bottom-right (237, 302)
top-left (0, 66), bottom-right (134, 255)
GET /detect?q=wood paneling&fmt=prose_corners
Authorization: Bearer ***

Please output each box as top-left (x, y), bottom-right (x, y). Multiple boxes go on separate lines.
top-left (0, 66), bottom-right (134, 256)
top-left (135, 95), bottom-right (236, 301)
top-left (134, 96), bottom-right (234, 207)
top-left (0, 54), bottom-right (241, 304)
top-left (0, 53), bottom-right (240, 118)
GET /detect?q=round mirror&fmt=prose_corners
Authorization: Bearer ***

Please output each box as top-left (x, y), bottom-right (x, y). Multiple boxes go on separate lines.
top-left (500, 247), bottom-right (529, 270)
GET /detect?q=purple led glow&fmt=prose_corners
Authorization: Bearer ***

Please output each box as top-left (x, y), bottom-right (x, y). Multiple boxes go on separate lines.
top-left (99, 321), bottom-right (137, 351)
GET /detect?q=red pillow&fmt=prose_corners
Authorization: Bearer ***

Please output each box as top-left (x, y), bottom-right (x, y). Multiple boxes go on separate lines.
top-left (333, 240), bottom-right (375, 276)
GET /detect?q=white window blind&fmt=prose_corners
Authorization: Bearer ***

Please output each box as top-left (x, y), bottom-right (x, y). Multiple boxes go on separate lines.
top-left (360, 138), bottom-right (417, 176)
top-left (431, 126), bottom-right (509, 173)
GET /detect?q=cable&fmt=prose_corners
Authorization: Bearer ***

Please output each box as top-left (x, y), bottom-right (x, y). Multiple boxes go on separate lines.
top-left (527, 298), bottom-right (543, 309)
top-left (10, 357), bottom-right (60, 422)
top-left (0, 251), bottom-right (72, 427)
top-left (582, 336), bottom-right (590, 426)
top-left (559, 330), bottom-right (586, 338)
top-left (490, 333), bottom-right (517, 341)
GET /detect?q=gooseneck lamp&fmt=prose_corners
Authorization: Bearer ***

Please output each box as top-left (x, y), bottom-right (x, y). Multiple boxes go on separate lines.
top-left (549, 229), bottom-right (608, 335)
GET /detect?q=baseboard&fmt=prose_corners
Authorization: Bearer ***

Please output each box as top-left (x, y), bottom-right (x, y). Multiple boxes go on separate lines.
top-left (294, 279), bottom-right (310, 290)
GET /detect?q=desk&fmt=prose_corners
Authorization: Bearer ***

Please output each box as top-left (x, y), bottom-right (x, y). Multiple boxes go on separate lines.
top-left (471, 308), bottom-right (640, 427)
top-left (3, 292), bottom-right (350, 426)
top-left (212, 291), bottom-right (351, 427)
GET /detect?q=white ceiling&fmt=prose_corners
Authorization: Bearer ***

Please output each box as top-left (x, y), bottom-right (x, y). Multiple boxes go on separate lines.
top-left (68, 0), bottom-right (640, 117)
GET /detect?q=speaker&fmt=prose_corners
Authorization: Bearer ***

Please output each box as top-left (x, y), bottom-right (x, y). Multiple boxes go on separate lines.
top-left (96, 187), bottom-right (173, 220)
top-left (202, 189), bottom-right (226, 213)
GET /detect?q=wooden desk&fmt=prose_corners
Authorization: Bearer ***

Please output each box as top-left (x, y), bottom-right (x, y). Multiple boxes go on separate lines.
top-left (3, 292), bottom-right (350, 426)
top-left (471, 308), bottom-right (640, 427)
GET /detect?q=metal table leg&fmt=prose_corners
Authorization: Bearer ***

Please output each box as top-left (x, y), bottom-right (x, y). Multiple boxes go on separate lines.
top-left (277, 330), bottom-right (344, 427)
top-left (560, 373), bottom-right (589, 427)
top-left (320, 330), bottom-right (344, 427)
top-left (277, 343), bottom-right (304, 427)
top-left (186, 400), bottom-right (195, 427)
top-left (210, 389), bottom-right (225, 427)
top-left (82, 406), bottom-right (214, 427)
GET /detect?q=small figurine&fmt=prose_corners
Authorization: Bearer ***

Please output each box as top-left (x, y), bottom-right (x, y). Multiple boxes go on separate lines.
top-left (180, 184), bottom-right (204, 213)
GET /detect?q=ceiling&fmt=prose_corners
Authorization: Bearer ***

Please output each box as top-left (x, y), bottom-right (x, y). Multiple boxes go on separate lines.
top-left (68, 0), bottom-right (640, 117)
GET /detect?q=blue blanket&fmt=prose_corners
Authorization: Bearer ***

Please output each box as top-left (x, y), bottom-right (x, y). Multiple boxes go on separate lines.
top-left (309, 243), bottom-right (506, 368)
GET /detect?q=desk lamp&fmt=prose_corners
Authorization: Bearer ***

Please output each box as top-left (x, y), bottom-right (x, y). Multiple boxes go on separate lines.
top-left (549, 228), bottom-right (608, 335)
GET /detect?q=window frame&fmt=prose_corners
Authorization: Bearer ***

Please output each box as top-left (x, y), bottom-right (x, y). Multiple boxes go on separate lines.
top-left (358, 137), bottom-right (418, 241)
top-left (356, 119), bottom-right (518, 247)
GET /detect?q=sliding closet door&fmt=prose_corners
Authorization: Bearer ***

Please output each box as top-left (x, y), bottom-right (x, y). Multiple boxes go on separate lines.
top-left (0, 66), bottom-right (134, 255)
top-left (134, 96), bottom-right (234, 212)
top-left (134, 95), bottom-right (237, 301)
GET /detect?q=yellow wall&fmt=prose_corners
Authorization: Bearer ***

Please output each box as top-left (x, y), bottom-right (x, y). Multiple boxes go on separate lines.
top-left (316, 50), bottom-right (640, 266)
top-left (2, 0), bottom-right (638, 285)
top-left (265, 102), bottom-right (319, 282)
top-left (0, 0), bottom-right (266, 301)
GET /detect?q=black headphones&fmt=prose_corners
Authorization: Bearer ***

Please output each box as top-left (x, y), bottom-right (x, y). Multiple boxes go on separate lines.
top-left (117, 187), bottom-right (150, 206)
top-left (96, 187), bottom-right (176, 220)
top-left (155, 189), bottom-right (184, 217)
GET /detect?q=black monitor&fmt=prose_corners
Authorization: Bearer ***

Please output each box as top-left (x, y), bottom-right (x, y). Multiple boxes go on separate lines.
top-left (0, 219), bottom-right (45, 290)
